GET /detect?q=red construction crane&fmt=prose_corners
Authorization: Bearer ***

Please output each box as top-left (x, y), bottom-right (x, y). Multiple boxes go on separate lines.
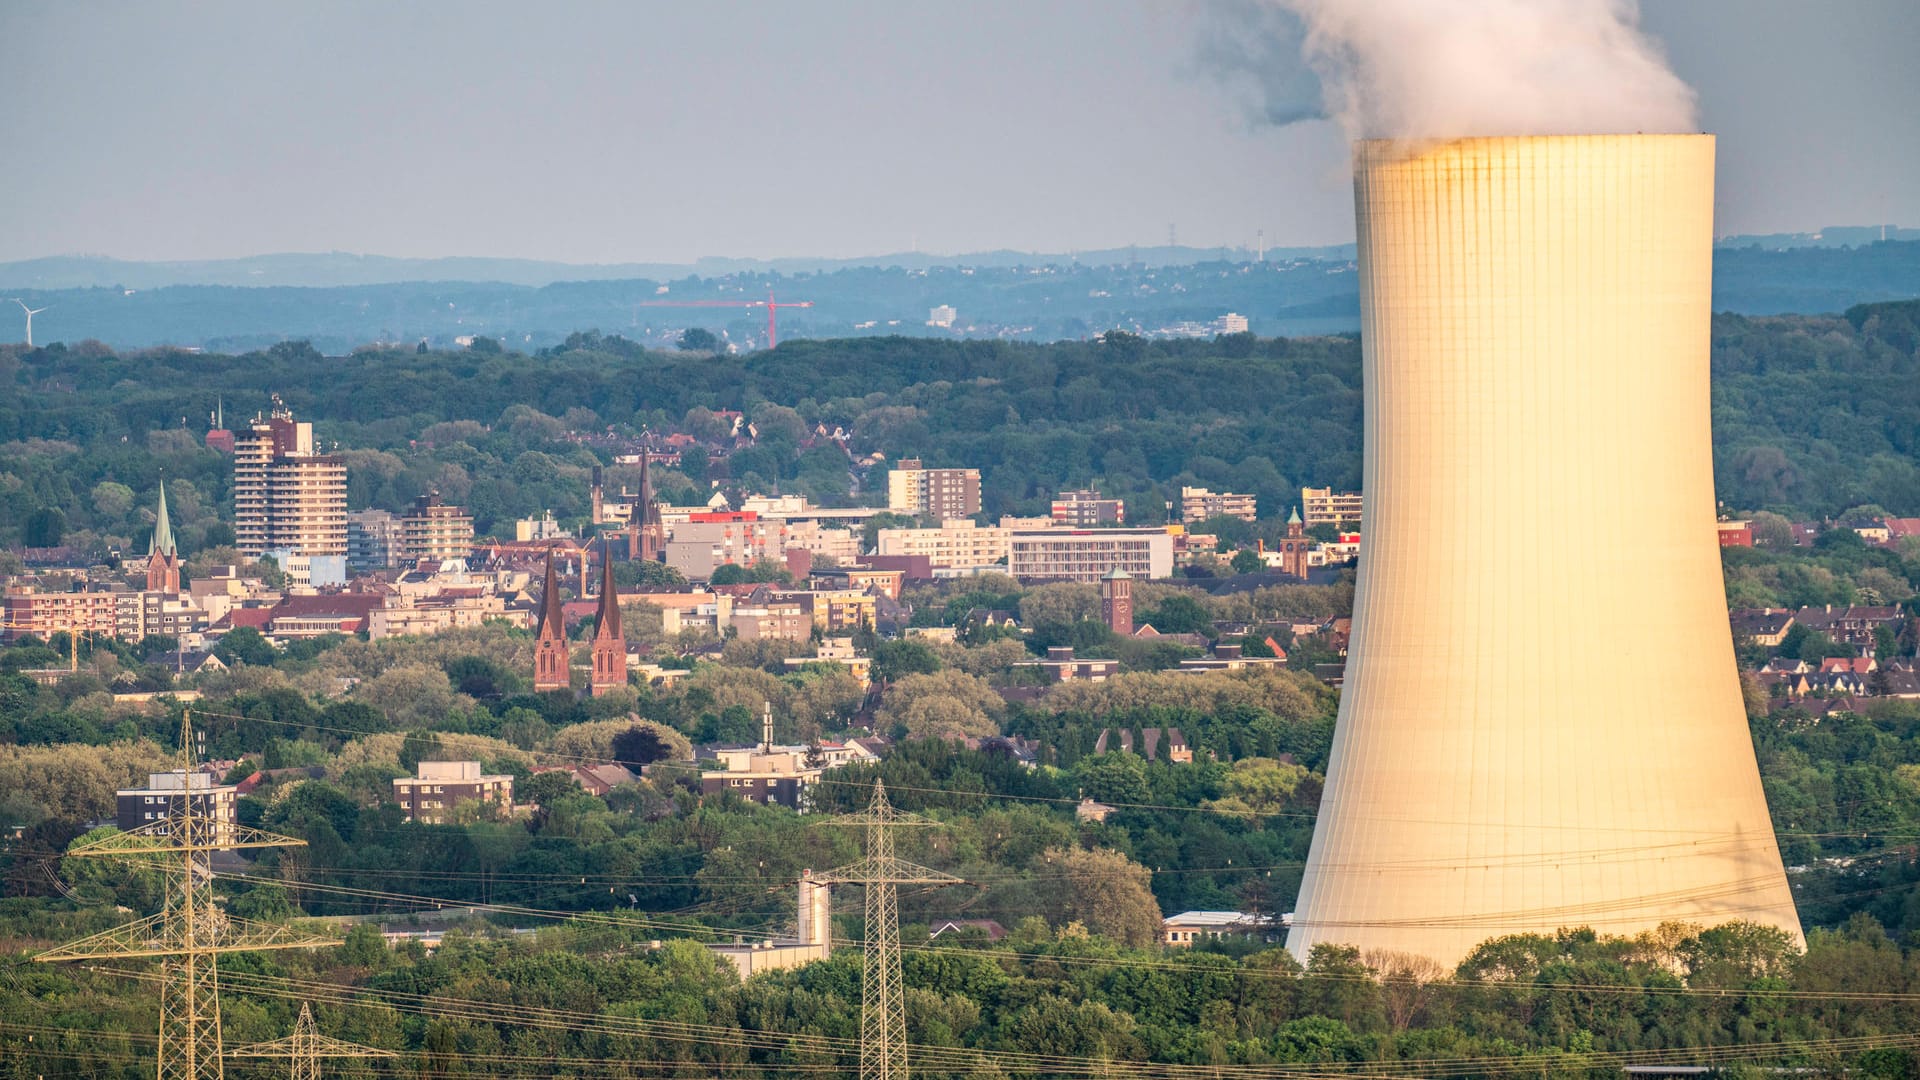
top-left (636, 290), bottom-right (815, 349)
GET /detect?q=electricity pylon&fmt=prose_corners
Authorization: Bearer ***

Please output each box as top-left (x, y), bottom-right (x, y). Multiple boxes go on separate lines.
top-left (228, 1002), bottom-right (399, 1079)
top-left (35, 712), bottom-right (340, 1079)
top-left (819, 780), bottom-right (962, 1080)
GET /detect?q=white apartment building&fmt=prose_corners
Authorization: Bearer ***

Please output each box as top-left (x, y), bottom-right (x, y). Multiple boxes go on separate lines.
top-left (1008, 528), bottom-right (1174, 583)
top-left (1180, 486), bottom-right (1258, 524)
top-left (876, 519), bottom-right (1011, 569)
top-left (393, 761), bottom-right (513, 824)
top-left (886, 459), bottom-right (981, 520)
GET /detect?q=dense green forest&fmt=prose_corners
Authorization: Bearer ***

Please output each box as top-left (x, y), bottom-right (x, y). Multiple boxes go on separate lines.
top-left (3, 299), bottom-right (1919, 558)
top-left (5, 639), bottom-right (1920, 1077)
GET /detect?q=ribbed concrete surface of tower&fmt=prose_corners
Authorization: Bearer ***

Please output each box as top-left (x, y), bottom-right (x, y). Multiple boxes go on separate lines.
top-left (1285, 135), bottom-right (1802, 967)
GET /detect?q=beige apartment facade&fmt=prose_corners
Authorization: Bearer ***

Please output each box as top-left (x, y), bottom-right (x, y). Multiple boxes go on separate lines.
top-left (234, 408), bottom-right (347, 558)
top-left (664, 518), bottom-right (820, 580)
top-left (875, 519), bottom-right (1010, 569)
top-left (396, 491), bottom-right (475, 565)
top-left (1300, 487), bottom-right (1363, 528)
top-left (1180, 486), bottom-right (1257, 524)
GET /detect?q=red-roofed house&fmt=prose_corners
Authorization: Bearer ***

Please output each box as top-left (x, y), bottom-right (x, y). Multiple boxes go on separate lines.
top-left (535, 763), bottom-right (640, 797)
top-left (267, 593), bottom-right (383, 637)
top-left (1883, 518), bottom-right (1920, 545)
top-left (215, 607), bottom-right (275, 632)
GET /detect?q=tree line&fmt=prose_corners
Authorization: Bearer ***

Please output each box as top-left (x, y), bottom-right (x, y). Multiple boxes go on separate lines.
top-left (4, 299), bottom-right (1918, 555)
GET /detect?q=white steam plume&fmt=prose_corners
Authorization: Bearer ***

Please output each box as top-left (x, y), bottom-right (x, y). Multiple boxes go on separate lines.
top-left (1274, 0), bottom-right (1697, 139)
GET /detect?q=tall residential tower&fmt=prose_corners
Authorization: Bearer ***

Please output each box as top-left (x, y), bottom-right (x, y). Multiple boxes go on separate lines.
top-left (232, 405), bottom-right (346, 559)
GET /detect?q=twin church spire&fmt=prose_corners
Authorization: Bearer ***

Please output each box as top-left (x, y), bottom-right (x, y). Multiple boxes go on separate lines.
top-left (531, 538), bottom-right (626, 697)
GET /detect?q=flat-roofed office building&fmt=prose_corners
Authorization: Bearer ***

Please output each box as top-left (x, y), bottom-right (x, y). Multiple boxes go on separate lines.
top-left (1008, 528), bottom-right (1172, 583)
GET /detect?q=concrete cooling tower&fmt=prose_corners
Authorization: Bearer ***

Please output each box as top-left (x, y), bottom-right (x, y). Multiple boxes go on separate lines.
top-left (1286, 135), bottom-right (1802, 967)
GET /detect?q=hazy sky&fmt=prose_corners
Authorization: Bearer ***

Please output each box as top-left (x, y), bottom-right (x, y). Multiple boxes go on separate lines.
top-left (1, 1), bottom-right (1914, 264)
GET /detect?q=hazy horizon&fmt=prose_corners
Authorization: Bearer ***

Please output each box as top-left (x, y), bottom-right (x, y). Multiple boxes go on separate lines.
top-left (1, 1), bottom-right (1915, 265)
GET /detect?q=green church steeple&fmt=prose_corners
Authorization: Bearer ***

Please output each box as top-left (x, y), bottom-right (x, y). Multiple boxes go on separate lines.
top-left (150, 483), bottom-right (176, 557)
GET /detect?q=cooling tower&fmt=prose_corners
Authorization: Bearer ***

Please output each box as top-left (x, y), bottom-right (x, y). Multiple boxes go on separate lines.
top-left (1286, 135), bottom-right (1802, 967)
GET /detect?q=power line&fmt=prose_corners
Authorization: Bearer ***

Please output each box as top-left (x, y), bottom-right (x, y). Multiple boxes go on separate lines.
top-left (176, 704), bottom-right (1920, 841)
top-left (32, 711), bottom-right (340, 1080)
top-left (76, 861), bottom-right (1920, 1008)
top-left (818, 778), bottom-right (963, 1080)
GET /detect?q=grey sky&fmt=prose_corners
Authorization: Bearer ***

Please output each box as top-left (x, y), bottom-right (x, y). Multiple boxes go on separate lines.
top-left (0, 1), bottom-right (1913, 264)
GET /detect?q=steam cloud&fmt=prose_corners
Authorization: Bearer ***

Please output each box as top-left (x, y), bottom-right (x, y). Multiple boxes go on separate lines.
top-left (1207, 0), bottom-right (1698, 139)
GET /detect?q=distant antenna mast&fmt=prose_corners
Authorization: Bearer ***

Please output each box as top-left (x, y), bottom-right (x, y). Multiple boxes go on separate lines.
top-left (11, 298), bottom-right (47, 347)
top-left (1257, 229), bottom-right (1266, 263)
top-left (1168, 223), bottom-right (1178, 249)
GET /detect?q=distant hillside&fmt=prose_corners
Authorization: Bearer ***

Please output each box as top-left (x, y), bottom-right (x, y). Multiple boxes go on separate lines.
top-left (0, 244), bottom-right (1356, 291)
top-left (1717, 225), bottom-right (1919, 249)
top-left (0, 243), bottom-right (1914, 354)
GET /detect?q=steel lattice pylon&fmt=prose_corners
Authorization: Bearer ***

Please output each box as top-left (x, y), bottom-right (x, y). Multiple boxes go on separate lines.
top-left (818, 780), bottom-right (962, 1080)
top-left (35, 713), bottom-right (340, 1080)
top-left (228, 1002), bottom-right (399, 1080)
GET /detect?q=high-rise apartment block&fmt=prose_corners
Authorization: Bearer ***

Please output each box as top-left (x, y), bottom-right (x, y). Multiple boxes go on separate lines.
top-left (1051, 489), bottom-right (1126, 528)
top-left (346, 510), bottom-right (400, 571)
top-left (1180, 486), bottom-right (1257, 524)
top-left (397, 491), bottom-right (474, 566)
top-left (887, 459), bottom-right (981, 520)
top-left (1300, 487), bottom-right (1363, 528)
top-left (233, 406), bottom-right (346, 559)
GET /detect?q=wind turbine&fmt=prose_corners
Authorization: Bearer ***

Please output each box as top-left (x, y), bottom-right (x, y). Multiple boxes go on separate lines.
top-left (12, 299), bottom-right (48, 347)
